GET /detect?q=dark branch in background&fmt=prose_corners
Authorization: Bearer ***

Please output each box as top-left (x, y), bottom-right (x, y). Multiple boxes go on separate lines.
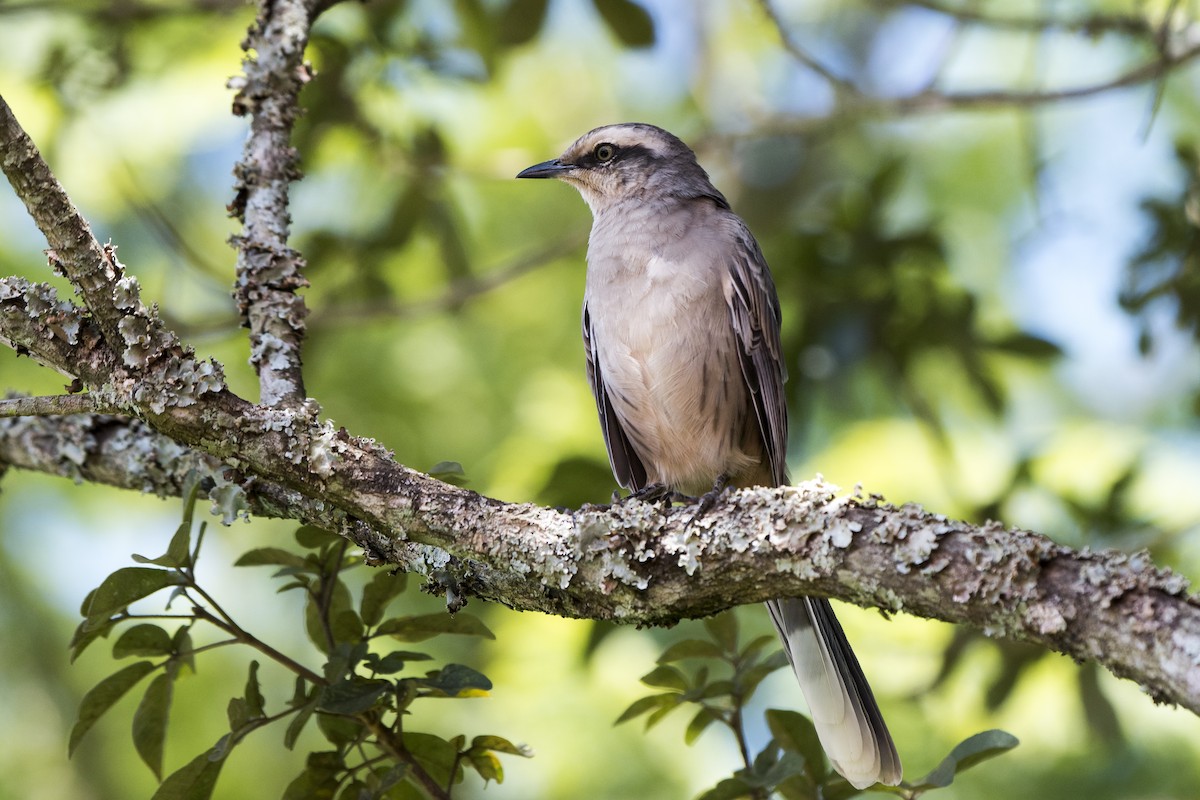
top-left (757, 0), bottom-right (1200, 115)
top-left (227, 0), bottom-right (320, 407)
top-left (157, 231), bottom-right (590, 339)
top-left (879, 0), bottom-right (1156, 37)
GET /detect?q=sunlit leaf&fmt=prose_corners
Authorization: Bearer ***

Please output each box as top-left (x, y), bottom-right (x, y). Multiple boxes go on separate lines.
top-left (471, 735), bottom-right (532, 757)
top-left (640, 664), bottom-right (688, 692)
top-left (684, 707), bottom-right (721, 744)
top-left (467, 749), bottom-right (503, 783)
top-left (615, 693), bottom-right (675, 725)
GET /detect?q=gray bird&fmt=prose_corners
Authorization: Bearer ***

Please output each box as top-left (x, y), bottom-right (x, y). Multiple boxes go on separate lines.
top-left (517, 122), bottom-right (901, 789)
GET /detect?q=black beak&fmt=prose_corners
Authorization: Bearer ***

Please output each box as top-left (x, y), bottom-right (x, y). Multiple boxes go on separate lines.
top-left (516, 159), bottom-right (573, 179)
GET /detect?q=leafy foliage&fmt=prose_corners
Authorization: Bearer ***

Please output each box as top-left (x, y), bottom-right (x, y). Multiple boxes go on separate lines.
top-left (1122, 144), bottom-right (1200, 357)
top-left (619, 612), bottom-right (1018, 800)
top-left (69, 481), bottom-right (527, 799)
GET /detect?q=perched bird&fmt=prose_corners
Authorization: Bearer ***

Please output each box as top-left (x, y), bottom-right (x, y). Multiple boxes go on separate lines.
top-left (517, 123), bottom-right (901, 789)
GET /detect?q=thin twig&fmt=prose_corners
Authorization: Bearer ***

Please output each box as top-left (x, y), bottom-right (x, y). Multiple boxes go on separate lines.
top-left (755, 0), bottom-right (860, 95)
top-left (877, 0), bottom-right (1155, 38)
top-left (228, 0), bottom-right (320, 407)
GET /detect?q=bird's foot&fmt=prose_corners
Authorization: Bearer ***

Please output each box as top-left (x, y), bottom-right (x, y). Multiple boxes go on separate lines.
top-left (687, 474), bottom-right (731, 525)
top-left (614, 483), bottom-right (683, 508)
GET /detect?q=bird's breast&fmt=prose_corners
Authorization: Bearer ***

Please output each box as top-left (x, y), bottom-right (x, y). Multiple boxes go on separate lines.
top-left (584, 236), bottom-right (754, 493)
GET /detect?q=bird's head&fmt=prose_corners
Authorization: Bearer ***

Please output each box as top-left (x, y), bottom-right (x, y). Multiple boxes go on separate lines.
top-left (516, 123), bottom-right (726, 213)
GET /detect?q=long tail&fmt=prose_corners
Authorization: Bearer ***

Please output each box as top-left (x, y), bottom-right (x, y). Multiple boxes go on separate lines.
top-left (765, 597), bottom-right (902, 789)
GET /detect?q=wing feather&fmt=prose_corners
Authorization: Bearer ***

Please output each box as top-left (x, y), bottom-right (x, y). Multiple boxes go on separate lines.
top-left (583, 303), bottom-right (649, 492)
top-left (724, 221), bottom-right (789, 487)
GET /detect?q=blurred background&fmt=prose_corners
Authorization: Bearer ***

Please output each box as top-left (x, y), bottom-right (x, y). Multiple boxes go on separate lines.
top-left (1, 0), bottom-right (1199, 797)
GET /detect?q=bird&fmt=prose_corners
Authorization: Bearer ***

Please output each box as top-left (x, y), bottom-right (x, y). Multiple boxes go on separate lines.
top-left (516, 122), bottom-right (901, 789)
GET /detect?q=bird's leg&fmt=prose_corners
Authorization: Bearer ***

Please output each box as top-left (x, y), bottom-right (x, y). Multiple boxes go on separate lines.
top-left (688, 473), bottom-right (731, 524)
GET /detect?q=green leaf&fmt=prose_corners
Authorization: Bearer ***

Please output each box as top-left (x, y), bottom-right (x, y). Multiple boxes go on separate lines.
top-left (315, 713), bottom-right (362, 748)
top-left (172, 625), bottom-right (195, 674)
top-left (644, 698), bottom-right (682, 730)
top-left (243, 661), bottom-right (265, 717)
top-left (69, 616), bottom-right (117, 662)
top-left (739, 634), bottom-right (778, 662)
top-left (497, 0), bottom-right (549, 46)
top-left (640, 664), bottom-right (688, 692)
top-left (912, 729), bottom-right (1020, 789)
top-left (989, 332), bottom-right (1061, 359)
top-left (428, 460), bottom-right (469, 486)
top-left (372, 650), bottom-right (431, 674)
top-left (375, 762), bottom-right (407, 793)
top-left (470, 735), bottom-right (532, 757)
top-left (282, 751), bottom-right (342, 800)
top-left (685, 707), bottom-right (721, 744)
top-left (615, 693), bottom-right (674, 724)
top-left (86, 568), bottom-right (182, 620)
top-left (335, 781), bottom-right (368, 800)
top-left (766, 709), bottom-right (826, 781)
top-left (704, 613), bottom-right (738, 653)
top-left (295, 526), bottom-right (340, 550)
top-left (134, 480), bottom-right (200, 568)
top-left (417, 663), bottom-right (492, 696)
top-left (592, 0), bottom-right (655, 47)
top-left (697, 777), bottom-right (756, 800)
top-left (133, 672), bottom-right (174, 779)
top-left (330, 609), bottom-right (365, 645)
top-left (284, 699), bottom-right (318, 750)
top-left (467, 749), bottom-right (503, 783)
top-left (306, 578), bottom-right (355, 654)
top-left (113, 624), bottom-right (174, 659)
top-left (658, 638), bottom-right (725, 662)
top-left (318, 677), bottom-right (390, 714)
top-left (375, 612), bottom-right (495, 642)
top-left (150, 746), bottom-right (226, 800)
top-left (360, 569), bottom-right (407, 627)
top-left (401, 732), bottom-right (459, 787)
top-left (234, 547), bottom-right (310, 570)
top-left (69, 661), bottom-right (157, 755)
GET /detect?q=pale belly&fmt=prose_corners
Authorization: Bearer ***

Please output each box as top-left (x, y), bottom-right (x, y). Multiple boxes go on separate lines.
top-left (585, 264), bottom-right (756, 494)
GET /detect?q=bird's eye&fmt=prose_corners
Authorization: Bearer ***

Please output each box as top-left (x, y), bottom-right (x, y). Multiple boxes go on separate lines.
top-left (594, 143), bottom-right (617, 163)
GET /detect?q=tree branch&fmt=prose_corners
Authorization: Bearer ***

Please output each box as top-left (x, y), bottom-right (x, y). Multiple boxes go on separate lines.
top-left (227, 0), bottom-right (319, 406)
top-left (757, 0), bottom-right (1200, 114)
top-left (1, 409), bottom-right (1196, 714)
